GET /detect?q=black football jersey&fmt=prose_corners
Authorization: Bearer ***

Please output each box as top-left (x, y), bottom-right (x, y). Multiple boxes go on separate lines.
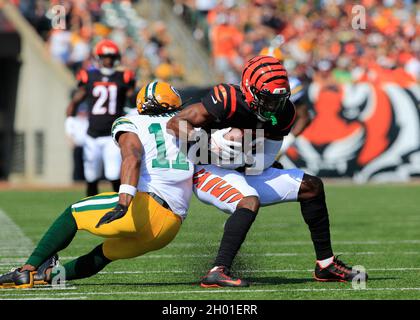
top-left (201, 84), bottom-right (296, 137)
top-left (77, 68), bottom-right (135, 137)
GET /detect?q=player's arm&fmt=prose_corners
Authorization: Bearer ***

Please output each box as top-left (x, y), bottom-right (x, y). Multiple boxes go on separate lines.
top-left (280, 100), bottom-right (312, 153)
top-left (166, 102), bottom-right (214, 141)
top-left (167, 84), bottom-right (235, 140)
top-left (291, 102), bottom-right (311, 137)
top-left (96, 131), bottom-right (142, 228)
top-left (65, 70), bottom-right (88, 136)
top-left (66, 87), bottom-right (87, 117)
top-left (116, 132), bottom-right (142, 206)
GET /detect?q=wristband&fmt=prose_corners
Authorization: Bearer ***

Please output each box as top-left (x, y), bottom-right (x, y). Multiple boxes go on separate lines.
top-left (119, 184), bottom-right (137, 197)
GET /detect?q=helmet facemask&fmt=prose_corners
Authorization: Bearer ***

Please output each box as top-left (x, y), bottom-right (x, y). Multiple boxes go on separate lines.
top-left (97, 54), bottom-right (120, 75)
top-left (250, 87), bottom-right (290, 125)
top-left (140, 95), bottom-right (178, 115)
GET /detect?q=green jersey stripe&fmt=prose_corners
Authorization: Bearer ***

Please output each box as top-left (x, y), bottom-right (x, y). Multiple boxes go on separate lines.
top-left (73, 194), bottom-right (119, 207)
top-left (73, 201), bottom-right (118, 213)
top-left (112, 119), bottom-right (135, 131)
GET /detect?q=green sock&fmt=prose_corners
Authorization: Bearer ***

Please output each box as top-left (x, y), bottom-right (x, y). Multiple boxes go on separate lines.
top-left (26, 206), bottom-right (77, 268)
top-left (51, 244), bottom-right (111, 281)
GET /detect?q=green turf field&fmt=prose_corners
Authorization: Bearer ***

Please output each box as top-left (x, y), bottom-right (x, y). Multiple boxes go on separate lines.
top-left (0, 184), bottom-right (419, 300)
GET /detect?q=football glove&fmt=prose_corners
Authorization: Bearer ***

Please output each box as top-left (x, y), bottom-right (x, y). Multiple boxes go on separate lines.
top-left (210, 128), bottom-right (242, 161)
top-left (95, 204), bottom-right (128, 228)
top-left (280, 133), bottom-right (296, 154)
top-left (64, 117), bottom-right (76, 137)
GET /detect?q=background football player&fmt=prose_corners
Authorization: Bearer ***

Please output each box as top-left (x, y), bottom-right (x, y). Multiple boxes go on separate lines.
top-left (0, 82), bottom-right (193, 288)
top-left (168, 55), bottom-right (367, 288)
top-left (65, 39), bottom-right (136, 196)
top-left (259, 44), bottom-right (312, 163)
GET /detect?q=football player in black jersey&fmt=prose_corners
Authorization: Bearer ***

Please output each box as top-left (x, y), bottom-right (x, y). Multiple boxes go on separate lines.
top-left (168, 55), bottom-right (367, 288)
top-left (66, 39), bottom-right (136, 196)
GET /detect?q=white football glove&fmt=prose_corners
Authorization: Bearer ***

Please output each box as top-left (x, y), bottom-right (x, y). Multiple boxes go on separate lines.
top-left (65, 117), bottom-right (77, 137)
top-left (210, 127), bottom-right (243, 161)
top-left (280, 133), bottom-right (296, 154)
top-left (65, 116), bottom-right (89, 146)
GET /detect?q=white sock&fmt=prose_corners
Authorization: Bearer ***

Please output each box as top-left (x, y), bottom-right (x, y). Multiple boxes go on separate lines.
top-left (317, 256), bottom-right (334, 268)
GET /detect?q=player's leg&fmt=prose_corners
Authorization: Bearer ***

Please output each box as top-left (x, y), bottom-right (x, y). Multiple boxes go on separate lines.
top-left (245, 166), bottom-right (367, 282)
top-left (245, 167), bottom-right (333, 261)
top-left (0, 205), bottom-right (78, 288)
top-left (194, 165), bottom-right (259, 287)
top-left (298, 173), bottom-right (366, 281)
top-left (102, 136), bottom-right (121, 192)
top-left (50, 193), bottom-right (181, 281)
top-left (0, 192), bottom-right (121, 288)
top-left (83, 135), bottom-right (103, 196)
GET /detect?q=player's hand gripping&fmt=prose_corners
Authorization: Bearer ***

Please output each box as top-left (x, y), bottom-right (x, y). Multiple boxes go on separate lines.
top-left (95, 203), bottom-right (128, 228)
top-left (210, 127), bottom-right (242, 161)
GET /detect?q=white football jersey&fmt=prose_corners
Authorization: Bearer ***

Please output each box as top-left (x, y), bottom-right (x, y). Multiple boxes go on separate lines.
top-left (111, 113), bottom-right (193, 220)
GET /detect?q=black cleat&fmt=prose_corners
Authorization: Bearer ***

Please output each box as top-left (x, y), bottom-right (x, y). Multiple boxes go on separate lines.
top-left (0, 268), bottom-right (34, 289)
top-left (314, 256), bottom-right (368, 282)
top-left (33, 254), bottom-right (59, 285)
top-left (200, 266), bottom-right (249, 288)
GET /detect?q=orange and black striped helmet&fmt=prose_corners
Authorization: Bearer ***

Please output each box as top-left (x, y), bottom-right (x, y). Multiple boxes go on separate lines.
top-left (136, 81), bottom-right (182, 115)
top-left (94, 39), bottom-right (120, 58)
top-left (241, 55), bottom-right (290, 122)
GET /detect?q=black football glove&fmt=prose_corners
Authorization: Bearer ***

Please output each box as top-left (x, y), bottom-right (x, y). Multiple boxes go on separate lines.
top-left (95, 204), bottom-right (128, 228)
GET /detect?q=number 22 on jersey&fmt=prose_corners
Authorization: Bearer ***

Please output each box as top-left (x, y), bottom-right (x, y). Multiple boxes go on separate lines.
top-left (148, 123), bottom-right (189, 171)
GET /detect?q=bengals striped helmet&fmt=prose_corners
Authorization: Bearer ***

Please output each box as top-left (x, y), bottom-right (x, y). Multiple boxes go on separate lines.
top-left (136, 81), bottom-right (182, 115)
top-left (94, 39), bottom-right (120, 58)
top-left (241, 55), bottom-right (290, 123)
top-left (94, 39), bottom-right (121, 69)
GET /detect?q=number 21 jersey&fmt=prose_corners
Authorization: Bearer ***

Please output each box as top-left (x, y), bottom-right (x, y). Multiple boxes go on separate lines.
top-left (77, 68), bottom-right (135, 138)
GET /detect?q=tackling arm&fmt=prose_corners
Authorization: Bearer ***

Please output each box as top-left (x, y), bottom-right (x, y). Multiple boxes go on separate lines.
top-left (116, 132), bottom-right (143, 207)
top-left (166, 103), bottom-right (214, 141)
top-left (95, 132), bottom-right (142, 228)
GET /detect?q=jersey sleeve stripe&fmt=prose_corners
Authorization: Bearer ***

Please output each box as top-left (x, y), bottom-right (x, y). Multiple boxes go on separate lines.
top-left (214, 86), bottom-right (221, 102)
top-left (227, 85), bottom-right (237, 119)
top-left (123, 70), bottom-right (134, 83)
top-left (77, 69), bottom-right (89, 83)
top-left (218, 85), bottom-right (228, 109)
top-left (111, 118), bottom-right (137, 133)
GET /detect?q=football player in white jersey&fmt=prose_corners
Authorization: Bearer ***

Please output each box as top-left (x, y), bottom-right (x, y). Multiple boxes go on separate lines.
top-left (0, 82), bottom-right (194, 288)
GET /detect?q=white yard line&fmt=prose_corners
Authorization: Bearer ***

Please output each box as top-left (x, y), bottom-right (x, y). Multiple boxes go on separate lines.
top-left (168, 240), bottom-right (420, 247)
top-left (1, 251), bottom-right (420, 268)
top-left (0, 209), bottom-right (34, 257)
top-left (97, 267), bottom-right (420, 274)
top-left (2, 287), bottom-right (420, 298)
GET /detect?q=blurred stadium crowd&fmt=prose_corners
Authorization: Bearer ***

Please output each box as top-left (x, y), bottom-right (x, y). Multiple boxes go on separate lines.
top-left (13, 0), bottom-right (185, 84)
top-left (175, 0), bottom-right (419, 84)
top-left (12, 0), bottom-right (419, 86)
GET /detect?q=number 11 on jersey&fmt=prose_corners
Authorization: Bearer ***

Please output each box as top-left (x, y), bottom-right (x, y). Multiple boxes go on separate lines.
top-left (148, 123), bottom-right (189, 170)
